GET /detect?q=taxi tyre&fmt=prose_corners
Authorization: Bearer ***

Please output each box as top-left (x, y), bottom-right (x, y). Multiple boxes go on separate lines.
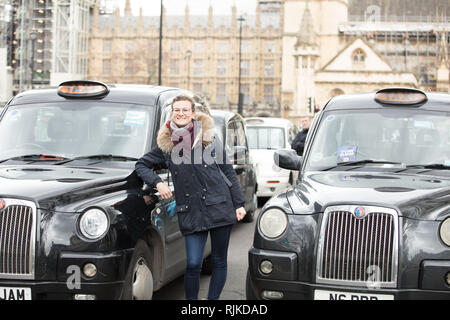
top-left (121, 240), bottom-right (154, 300)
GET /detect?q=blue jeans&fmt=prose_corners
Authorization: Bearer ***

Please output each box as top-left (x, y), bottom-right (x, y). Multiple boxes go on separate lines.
top-left (184, 224), bottom-right (233, 300)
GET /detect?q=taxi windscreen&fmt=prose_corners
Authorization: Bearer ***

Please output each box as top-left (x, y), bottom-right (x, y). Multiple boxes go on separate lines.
top-left (306, 109), bottom-right (450, 171)
top-left (0, 102), bottom-right (154, 161)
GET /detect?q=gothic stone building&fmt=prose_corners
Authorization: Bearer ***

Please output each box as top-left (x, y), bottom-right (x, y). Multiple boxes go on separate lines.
top-left (282, 0), bottom-right (449, 123)
top-left (88, 0), bottom-right (449, 124)
top-left (88, 1), bottom-right (283, 117)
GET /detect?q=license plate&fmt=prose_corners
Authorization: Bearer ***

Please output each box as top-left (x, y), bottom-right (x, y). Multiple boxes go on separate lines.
top-left (0, 287), bottom-right (32, 300)
top-left (314, 289), bottom-right (394, 300)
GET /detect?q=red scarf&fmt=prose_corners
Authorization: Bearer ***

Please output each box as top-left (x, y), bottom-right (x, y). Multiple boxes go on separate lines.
top-left (166, 120), bottom-right (195, 148)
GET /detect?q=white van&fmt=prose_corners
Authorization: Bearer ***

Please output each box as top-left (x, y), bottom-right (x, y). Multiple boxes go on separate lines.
top-left (245, 117), bottom-right (299, 199)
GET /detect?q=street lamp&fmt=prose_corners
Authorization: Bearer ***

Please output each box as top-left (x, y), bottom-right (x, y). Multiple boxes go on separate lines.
top-left (158, 0), bottom-right (163, 86)
top-left (29, 29), bottom-right (37, 89)
top-left (237, 15), bottom-right (245, 115)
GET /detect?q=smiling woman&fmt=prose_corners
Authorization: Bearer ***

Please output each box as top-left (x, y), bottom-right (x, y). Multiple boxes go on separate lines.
top-left (0, 102), bottom-right (154, 161)
top-left (135, 94), bottom-right (247, 300)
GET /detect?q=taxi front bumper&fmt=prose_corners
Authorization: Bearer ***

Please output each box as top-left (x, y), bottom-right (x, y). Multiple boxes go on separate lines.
top-left (248, 247), bottom-right (450, 300)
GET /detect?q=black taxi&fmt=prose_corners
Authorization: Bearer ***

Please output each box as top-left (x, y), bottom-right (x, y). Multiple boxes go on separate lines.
top-left (0, 81), bottom-right (213, 300)
top-left (246, 88), bottom-right (450, 300)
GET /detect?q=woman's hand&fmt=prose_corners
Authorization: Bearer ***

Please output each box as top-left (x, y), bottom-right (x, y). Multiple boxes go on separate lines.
top-left (156, 182), bottom-right (173, 200)
top-left (236, 207), bottom-right (246, 221)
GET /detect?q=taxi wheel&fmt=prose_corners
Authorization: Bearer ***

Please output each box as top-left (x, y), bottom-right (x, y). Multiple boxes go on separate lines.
top-left (121, 240), bottom-right (154, 300)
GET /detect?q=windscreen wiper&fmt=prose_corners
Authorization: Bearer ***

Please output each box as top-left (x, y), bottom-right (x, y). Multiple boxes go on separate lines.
top-left (322, 160), bottom-right (404, 171)
top-left (405, 163), bottom-right (450, 170)
top-left (55, 154), bottom-right (138, 165)
top-left (0, 154), bottom-right (71, 163)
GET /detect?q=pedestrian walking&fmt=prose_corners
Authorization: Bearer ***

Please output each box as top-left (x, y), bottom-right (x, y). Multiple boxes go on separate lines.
top-left (291, 117), bottom-right (311, 156)
top-left (135, 95), bottom-right (246, 300)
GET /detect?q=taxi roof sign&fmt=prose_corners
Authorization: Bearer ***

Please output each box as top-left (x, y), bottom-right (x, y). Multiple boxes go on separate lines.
top-left (375, 88), bottom-right (427, 106)
top-left (58, 80), bottom-right (109, 98)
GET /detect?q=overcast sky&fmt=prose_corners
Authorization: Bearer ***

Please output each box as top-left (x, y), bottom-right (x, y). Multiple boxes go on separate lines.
top-left (117, 0), bottom-right (258, 16)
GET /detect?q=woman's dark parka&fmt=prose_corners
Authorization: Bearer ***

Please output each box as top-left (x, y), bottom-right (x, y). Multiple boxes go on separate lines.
top-left (135, 112), bottom-right (245, 235)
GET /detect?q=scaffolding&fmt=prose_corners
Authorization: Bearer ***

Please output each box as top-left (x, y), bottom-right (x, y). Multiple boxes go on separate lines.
top-left (9, 0), bottom-right (59, 92)
top-left (340, 22), bottom-right (450, 90)
top-left (0, 0), bottom-right (13, 103)
top-left (51, 0), bottom-right (98, 85)
top-left (30, 0), bottom-right (54, 87)
top-left (0, 0), bottom-right (7, 48)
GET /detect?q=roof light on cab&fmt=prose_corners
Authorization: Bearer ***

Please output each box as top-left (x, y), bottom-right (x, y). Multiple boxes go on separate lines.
top-left (57, 80), bottom-right (109, 98)
top-left (375, 88), bottom-right (427, 106)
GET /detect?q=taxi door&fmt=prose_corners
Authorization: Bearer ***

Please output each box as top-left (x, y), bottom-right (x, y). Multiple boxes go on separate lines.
top-left (226, 119), bottom-right (253, 208)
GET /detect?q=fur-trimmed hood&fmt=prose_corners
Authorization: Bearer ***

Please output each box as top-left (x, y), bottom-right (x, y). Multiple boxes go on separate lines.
top-left (156, 112), bottom-right (215, 154)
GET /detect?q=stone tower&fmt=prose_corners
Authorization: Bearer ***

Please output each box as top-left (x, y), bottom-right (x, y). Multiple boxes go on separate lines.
top-left (293, 1), bottom-right (319, 117)
top-left (436, 32), bottom-right (449, 93)
top-left (281, 0), bottom-right (348, 121)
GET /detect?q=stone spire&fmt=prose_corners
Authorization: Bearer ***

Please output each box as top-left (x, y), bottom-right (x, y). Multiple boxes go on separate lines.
top-left (231, 4), bottom-right (237, 33)
top-left (438, 32), bottom-right (449, 67)
top-left (113, 6), bottom-right (121, 34)
top-left (138, 7), bottom-right (144, 32)
top-left (124, 0), bottom-right (132, 16)
top-left (293, 0), bottom-right (320, 118)
top-left (295, 0), bottom-right (317, 49)
top-left (92, 4), bottom-right (99, 31)
top-left (208, 5), bottom-right (214, 30)
top-left (184, 4), bottom-right (190, 29)
top-left (437, 32), bottom-right (449, 92)
top-left (256, 2), bottom-right (261, 31)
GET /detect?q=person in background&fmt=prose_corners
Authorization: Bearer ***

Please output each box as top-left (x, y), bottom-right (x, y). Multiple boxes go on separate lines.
top-left (135, 95), bottom-right (246, 300)
top-left (291, 117), bottom-right (311, 156)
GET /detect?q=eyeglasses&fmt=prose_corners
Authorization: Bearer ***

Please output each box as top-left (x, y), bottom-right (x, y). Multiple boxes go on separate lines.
top-left (172, 107), bottom-right (192, 114)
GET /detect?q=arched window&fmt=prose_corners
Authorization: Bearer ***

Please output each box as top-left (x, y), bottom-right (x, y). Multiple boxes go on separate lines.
top-left (352, 49), bottom-right (366, 68)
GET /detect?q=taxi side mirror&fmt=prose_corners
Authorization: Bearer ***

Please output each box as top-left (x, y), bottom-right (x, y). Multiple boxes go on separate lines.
top-left (274, 149), bottom-right (302, 171)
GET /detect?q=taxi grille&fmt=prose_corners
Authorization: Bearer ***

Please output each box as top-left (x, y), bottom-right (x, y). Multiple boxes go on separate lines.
top-left (317, 206), bottom-right (398, 288)
top-left (0, 202), bottom-right (36, 279)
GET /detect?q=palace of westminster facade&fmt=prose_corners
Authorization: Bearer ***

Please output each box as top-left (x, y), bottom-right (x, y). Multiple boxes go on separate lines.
top-left (88, 0), bottom-right (449, 122)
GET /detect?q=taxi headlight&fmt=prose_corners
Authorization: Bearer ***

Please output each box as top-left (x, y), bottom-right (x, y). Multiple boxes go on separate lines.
top-left (79, 208), bottom-right (109, 240)
top-left (440, 217), bottom-right (450, 247)
top-left (259, 208), bottom-right (288, 239)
